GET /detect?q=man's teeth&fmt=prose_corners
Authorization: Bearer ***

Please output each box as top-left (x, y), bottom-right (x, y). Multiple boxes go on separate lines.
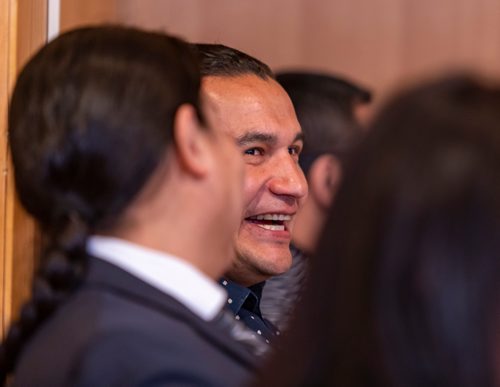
top-left (257, 224), bottom-right (285, 231)
top-left (254, 214), bottom-right (292, 221)
top-left (247, 214), bottom-right (291, 231)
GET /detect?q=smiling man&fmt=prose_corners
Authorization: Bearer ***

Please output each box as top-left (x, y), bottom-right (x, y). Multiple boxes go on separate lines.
top-left (194, 44), bottom-right (308, 345)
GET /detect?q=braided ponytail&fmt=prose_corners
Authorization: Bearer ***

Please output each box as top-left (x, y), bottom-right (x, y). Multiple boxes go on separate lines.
top-left (0, 212), bottom-right (89, 384)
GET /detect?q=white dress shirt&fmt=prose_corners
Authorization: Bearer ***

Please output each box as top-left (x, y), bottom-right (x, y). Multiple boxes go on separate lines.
top-left (86, 236), bottom-right (226, 321)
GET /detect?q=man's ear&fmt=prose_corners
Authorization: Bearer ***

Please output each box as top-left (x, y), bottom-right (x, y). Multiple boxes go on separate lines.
top-left (173, 104), bottom-right (211, 178)
top-left (308, 154), bottom-right (342, 209)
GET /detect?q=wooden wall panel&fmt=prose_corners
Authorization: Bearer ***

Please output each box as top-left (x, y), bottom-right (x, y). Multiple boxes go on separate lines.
top-left (400, 0), bottom-right (500, 78)
top-left (60, 0), bottom-right (118, 31)
top-left (194, 0), bottom-right (303, 68)
top-left (0, 0), bottom-right (16, 339)
top-left (0, 0), bottom-right (46, 337)
top-left (116, 0), bottom-right (204, 39)
top-left (59, 0), bottom-right (500, 107)
top-left (299, 0), bottom-right (405, 100)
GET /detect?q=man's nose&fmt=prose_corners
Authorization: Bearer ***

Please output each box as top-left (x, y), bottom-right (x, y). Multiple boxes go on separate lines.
top-left (267, 156), bottom-right (308, 200)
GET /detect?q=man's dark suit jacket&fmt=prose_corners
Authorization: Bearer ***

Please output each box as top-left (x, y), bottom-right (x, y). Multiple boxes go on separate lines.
top-left (13, 257), bottom-right (256, 387)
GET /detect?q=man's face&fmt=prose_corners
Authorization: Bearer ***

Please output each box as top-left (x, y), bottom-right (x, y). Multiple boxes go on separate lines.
top-left (202, 74), bottom-right (308, 286)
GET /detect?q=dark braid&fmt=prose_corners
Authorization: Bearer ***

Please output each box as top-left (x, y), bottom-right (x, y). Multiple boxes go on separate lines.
top-left (0, 26), bottom-right (203, 384)
top-left (0, 214), bottom-right (88, 382)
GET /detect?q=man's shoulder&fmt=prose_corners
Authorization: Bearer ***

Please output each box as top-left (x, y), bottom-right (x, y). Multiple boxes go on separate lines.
top-left (14, 273), bottom-right (255, 387)
top-left (73, 326), bottom-right (254, 387)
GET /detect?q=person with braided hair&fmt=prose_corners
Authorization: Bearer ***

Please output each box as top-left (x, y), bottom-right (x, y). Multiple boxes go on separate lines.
top-left (1, 26), bottom-right (255, 386)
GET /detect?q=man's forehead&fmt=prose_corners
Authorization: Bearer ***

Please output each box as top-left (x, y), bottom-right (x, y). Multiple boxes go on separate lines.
top-left (201, 77), bottom-right (270, 120)
top-left (201, 74), bottom-right (284, 103)
top-left (201, 74), bottom-right (302, 143)
top-left (217, 114), bottom-right (303, 147)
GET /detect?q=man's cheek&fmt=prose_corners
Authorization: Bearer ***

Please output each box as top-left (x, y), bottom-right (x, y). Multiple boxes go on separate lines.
top-left (242, 179), bottom-right (258, 206)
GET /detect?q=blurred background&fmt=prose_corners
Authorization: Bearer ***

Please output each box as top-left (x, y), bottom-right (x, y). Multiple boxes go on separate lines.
top-left (59, 0), bottom-right (500, 107)
top-left (2, 0), bottom-right (500, 336)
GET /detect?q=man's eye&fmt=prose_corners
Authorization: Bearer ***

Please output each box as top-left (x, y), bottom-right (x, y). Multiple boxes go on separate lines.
top-left (288, 146), bottom-right (301, 156)
top-left (244, 148), bottom-right (264, 156)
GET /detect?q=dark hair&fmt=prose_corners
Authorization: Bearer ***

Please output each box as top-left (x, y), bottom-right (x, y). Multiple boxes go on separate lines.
top-left (276, 71), bottom-right (371, 173)
top-left (193, 43), bottom-right (274, 79)
top-left (0, 26), bottom-right (203, 383)
top-left (255, 75), bottom-right (500, 386)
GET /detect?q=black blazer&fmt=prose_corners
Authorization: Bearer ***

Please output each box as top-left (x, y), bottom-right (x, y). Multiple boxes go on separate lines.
top-left (14, 257), bottom-right (256, 387)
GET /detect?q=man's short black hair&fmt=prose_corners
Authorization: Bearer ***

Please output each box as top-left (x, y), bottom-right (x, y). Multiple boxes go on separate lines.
top-left (193, 43), bottom-right (274, 79)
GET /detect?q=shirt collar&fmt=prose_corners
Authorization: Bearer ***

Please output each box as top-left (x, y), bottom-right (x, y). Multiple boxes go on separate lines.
top-left (86, 236), bottom-right (226, 321)
top-left (220, 278), bottom-right (265, 317)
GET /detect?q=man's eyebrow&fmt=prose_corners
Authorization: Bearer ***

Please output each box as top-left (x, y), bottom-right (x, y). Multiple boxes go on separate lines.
top-left (293, 132), bottom-right (305, 144)
top-left (235, 131), bottom-right (304, 146)
top-left (236, 132), bottom-right (277, 146)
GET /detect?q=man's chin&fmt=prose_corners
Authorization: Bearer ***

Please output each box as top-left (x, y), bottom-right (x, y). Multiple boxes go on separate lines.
top-left (255, 251), bottom-right (293, 278)
top-left (227, 248), bottom-right (292, 285)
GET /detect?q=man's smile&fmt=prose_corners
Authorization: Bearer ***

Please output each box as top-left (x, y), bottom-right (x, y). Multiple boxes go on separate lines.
top-left (244, 213), bottom-right (293, 232)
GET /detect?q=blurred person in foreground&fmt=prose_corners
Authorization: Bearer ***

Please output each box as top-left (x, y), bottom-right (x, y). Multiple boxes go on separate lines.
top-left (0, 26), bottom-right (256, 386)
top-left (194, 44), bottom-right (308, 346)
top-left (254, 75), bottom-right (500, 387)
top-left (261, 72), bottom-right (372, 330)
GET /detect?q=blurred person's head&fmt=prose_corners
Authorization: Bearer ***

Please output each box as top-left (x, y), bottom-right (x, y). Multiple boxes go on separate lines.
top-left (276, 71), bottom-right (371, 253)
top-left (1, 26), bottom-right (243, 381)
top-left (255, 75), bottom-right (500, 387)
top-left (195, 44), bottom-right (308, 286)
